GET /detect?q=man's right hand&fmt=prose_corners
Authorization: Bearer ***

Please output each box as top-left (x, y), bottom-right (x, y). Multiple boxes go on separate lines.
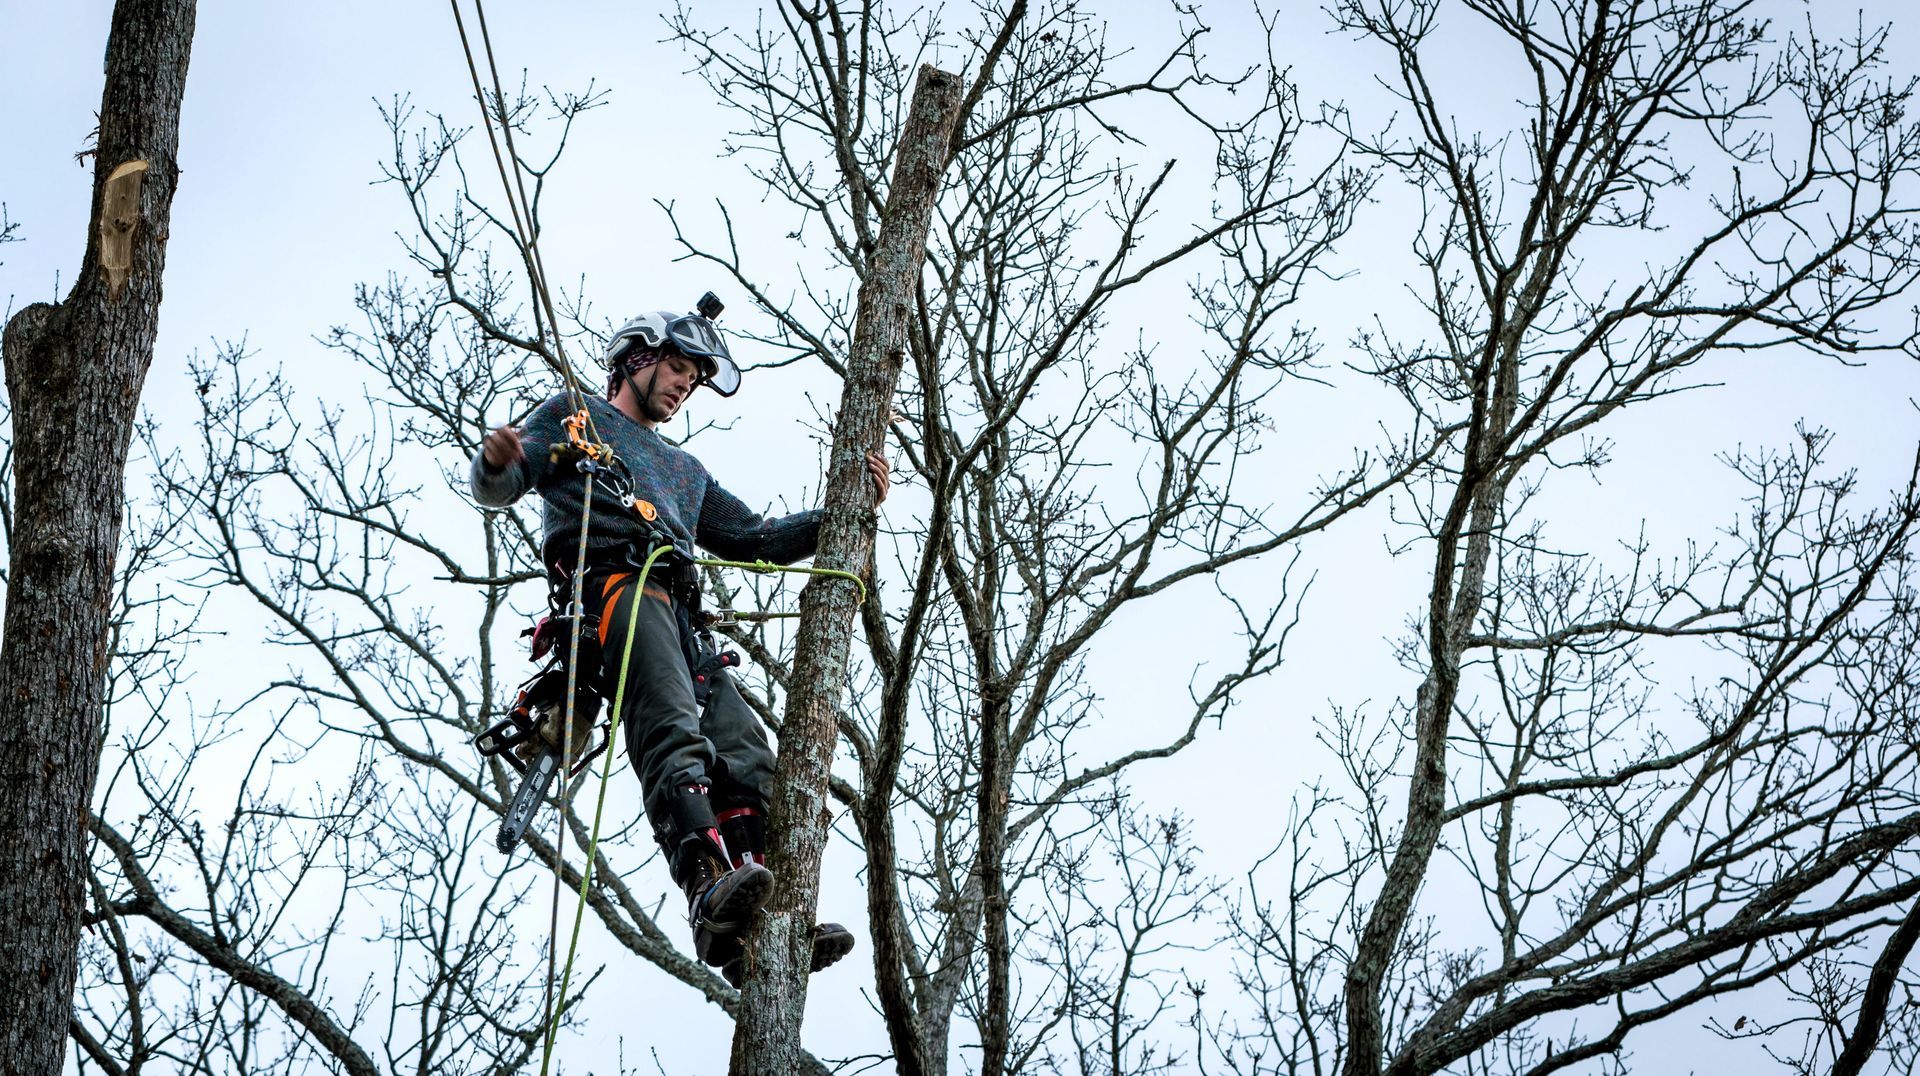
top-left (482, 425), bottom-right (525, 471)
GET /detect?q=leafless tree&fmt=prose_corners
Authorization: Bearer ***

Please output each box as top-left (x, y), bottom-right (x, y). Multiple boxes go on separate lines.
top-left (0, 0), bottom-right (197, 1069)
top-left (53, 1), bottom-right (1373, 1072)
top-left (0, 204), bottom-right (19, 264)
top-left (1204, 3), bottom-right (1920, 1074)
top-left (664, 2), bottom-right (1391, 1072)
top-left (1016, 788), bottom-right (1227, 1076)
top-left (43, 2), bottom-right (1920, 1075)
top-left (57, 348), bottom-right (585, 1076)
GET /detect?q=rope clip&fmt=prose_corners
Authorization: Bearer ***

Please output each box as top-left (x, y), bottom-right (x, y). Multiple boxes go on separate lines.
top-left (562, 410), bottom-right (604, 462)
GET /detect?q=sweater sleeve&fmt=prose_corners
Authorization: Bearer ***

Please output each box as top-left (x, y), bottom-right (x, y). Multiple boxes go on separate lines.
top-left (469, 394), bottom-right (568, 507)
top-left (695, 478), bottom-right (822, 565)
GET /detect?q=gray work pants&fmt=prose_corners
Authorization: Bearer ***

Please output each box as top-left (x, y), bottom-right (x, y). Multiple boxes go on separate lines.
top-left (584, 570), bottom-right (775, 837)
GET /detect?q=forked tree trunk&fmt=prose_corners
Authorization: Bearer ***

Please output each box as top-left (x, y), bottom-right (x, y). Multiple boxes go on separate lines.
top-left (0, 0), bottom-right (196, 1069)
top-left (728, 63), bottom-right (964, 1076)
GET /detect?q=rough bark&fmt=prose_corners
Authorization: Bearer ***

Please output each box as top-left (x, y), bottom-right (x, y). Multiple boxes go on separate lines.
top-left (976, 685), bottom-right (1013, 1076)
top-left (728, 63), bottom-right (964, 1076)
top-left (0, 0), bottom-right (196, 1070)
top-left (1343, 265), bottom-right (1529, 1076)
top-left (1832, 898), bottom-right (1920, 1076)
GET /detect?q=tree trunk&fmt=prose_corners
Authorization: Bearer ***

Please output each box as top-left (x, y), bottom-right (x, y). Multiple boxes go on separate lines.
top-left (1343, 334), bottom-right (1521, 1076)
top-left (0, 0), bottom-right (196, 1069)
top-left (729, 63), bottom-right (964, 1076)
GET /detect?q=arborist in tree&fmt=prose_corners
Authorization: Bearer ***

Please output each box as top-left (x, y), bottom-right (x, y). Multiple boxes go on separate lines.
top-left (470, 300), bottom-right (888, 986)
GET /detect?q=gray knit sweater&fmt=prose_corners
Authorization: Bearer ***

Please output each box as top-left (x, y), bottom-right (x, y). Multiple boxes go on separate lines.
top-left (470, 393), bottom-right (821, 567)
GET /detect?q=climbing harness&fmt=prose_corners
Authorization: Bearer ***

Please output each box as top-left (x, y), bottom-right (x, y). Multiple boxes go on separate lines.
top-left (479, 554), bottom-right (865, 855)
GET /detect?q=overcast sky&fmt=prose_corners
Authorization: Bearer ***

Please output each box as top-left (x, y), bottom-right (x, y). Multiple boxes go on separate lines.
top-left (7, 2), bottom-right (1920, 1073)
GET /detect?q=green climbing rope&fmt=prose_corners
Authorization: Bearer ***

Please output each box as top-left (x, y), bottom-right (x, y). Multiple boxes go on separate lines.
top-left (537, 553), bottom-right (866, 1072)
top-left (540, 541), bottom-right (670, 1075)
top-left (695, 557), bottom-right (869, 607)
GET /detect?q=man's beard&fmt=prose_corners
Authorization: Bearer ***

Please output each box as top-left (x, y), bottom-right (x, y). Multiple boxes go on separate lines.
top-left (643, 391), bottom-right (677, 423)
top-left (624, 365), bottom-right (678, 423)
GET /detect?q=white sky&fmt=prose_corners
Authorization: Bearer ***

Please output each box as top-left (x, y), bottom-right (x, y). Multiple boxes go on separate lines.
top-left (7, 1), bottom-right (1920, 1073)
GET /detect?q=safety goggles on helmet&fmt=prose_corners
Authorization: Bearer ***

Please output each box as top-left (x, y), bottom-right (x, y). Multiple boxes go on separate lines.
top-left (663, 315), bottom-right (740, 397)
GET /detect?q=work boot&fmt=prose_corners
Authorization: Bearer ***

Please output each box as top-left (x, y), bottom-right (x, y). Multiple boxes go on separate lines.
top-left (810, 922), bottom-right (856, 971)
top-left (674, 842), bottom-right (772, 973)
top-left (717, 804), bottom-right (857, 977)
top-left (711, 921), bottom-right (857, 988)
top-left (662, 785), bottom-right (773, 975)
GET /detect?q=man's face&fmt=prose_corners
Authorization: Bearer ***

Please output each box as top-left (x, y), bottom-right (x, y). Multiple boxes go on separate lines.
top-left (637, 352), bottom-right (701, 423)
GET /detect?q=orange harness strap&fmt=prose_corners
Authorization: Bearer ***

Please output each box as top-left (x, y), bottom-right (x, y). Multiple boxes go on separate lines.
top-left (594, 573), bottom-right (671, 648)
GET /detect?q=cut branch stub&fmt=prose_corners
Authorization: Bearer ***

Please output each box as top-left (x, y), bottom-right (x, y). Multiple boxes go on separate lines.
top-left (99, 159), bottom-right (149, 301)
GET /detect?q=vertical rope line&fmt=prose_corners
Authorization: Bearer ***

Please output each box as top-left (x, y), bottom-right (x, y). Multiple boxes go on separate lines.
top-left (540, 543), bottom-right (670, 1076)
top-left (448, 0), bottom-right (608, 452)
top-left (446, 9), bottom-right (611, 1065)
top-left (468, 0), bottom-right (609, 450)
top-left (535, 469), bottom-right (599, 1050)
top-left (445, 1), bottom-right (576, 405)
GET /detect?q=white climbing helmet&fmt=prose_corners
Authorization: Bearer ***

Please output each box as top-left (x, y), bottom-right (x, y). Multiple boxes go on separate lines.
top-left (604, 298), bottom-right (741, 397)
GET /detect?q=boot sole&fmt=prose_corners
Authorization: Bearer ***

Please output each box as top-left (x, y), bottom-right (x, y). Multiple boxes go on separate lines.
top-left (810, 922), bottom-right (856, 972)
top-left (718, 922), bottom-right (856, 987)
